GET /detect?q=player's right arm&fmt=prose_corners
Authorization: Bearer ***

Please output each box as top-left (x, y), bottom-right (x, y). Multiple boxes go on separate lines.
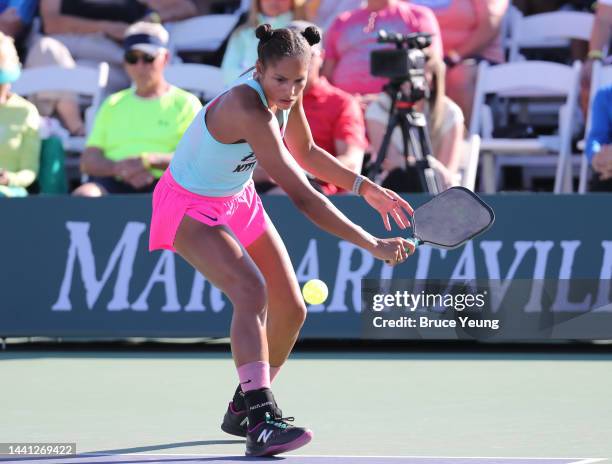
top-left (229, 89), bottom-right (411, 264)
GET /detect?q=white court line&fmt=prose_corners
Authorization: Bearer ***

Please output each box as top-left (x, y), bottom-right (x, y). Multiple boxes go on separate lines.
top-left (82, 452), bottom-right (608, 461)
top-left (289, 456), bottom-right (608, 461)
top-left (569, 459), bottom-right (608, 464)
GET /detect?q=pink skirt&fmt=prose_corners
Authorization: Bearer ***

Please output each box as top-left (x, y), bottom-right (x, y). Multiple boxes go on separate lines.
top-left (149, 170), bottom-right (267, 252)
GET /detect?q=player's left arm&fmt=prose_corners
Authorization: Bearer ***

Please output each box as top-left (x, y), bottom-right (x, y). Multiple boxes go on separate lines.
top-left (285, 95), bottom-right (414, 227)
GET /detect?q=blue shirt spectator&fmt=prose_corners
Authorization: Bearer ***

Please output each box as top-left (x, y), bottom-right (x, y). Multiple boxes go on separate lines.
top-left (0, 0), bottom-right (38, 38)
top-left (585, 84), bottom-right (612, 191)
top-left (586, 84), bottom-right (612, 162)
top-left (0, 0), bottom-right (37, 23)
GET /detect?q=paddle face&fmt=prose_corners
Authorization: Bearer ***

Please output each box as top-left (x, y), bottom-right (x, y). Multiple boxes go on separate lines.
top-left (412, 187), bottom-right (494, 249)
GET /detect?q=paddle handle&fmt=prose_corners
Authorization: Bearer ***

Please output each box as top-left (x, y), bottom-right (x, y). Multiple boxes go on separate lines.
top-left (385, 238), bottom-right (420, 264)
top-left (406, 237), bottom-right (420, 252)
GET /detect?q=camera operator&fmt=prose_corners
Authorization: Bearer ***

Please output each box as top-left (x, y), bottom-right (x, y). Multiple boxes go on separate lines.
top-left (321, 0), bottom-right (442, 109)
top-left (366, 53), bottom-right (464, 191)
top-left (362, 31), bottom-right (464, 193)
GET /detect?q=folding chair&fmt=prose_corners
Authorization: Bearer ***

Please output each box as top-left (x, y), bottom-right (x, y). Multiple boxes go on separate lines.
top-left (459, 134), bottom-right (481, 191)
top-left (469, 60), bottom-right (581, 193)
top-left (164, 63), bottom-right (225, 102)
top-left (12, 62), bottom-right (109, 154)
top-left (166, 14), bottom-right (242, 57)
top-left (509, 11), bottom-right (595, 62)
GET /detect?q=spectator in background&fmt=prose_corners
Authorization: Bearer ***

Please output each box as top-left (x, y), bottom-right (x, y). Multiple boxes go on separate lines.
top-left (31, 0), bottom-right (196, 90)
top-left (300, 21), bottom-right (367, 194)
top-left (24, 0), bottom-right (197, 136)
top-left (580, 0), bottom-right (612, 113)
top-left (140, 0), bottom-right (199, 21)
top-left (411, 0), bottom-right (508, 122)
top-left (73, 22), bottom-right (201, 196)
top-left (221, 0), bottom-right (306, 84)
top-left (0, 0), bottom-right (38, 40)
top-left (366, 54), bottom-right (464, 191)
top-left (0, 31), bottom-right (41, 197)
top-left (321, 0), bottom-right (442, 109)
top-left (585, 83), bottom-right (612, 191)
top-left (25, 36), bottom-right (87, 136)
top-left (303, 0), bottom-right (364, 31)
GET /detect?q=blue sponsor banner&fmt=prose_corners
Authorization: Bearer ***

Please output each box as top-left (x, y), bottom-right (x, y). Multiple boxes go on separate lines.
top-left (0, 194), bottom-right (611, 340)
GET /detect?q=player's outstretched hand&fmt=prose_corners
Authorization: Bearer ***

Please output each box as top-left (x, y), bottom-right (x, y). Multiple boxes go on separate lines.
top-left (362, 182), bottom-right (414, 231)
top-left (369, 237), bottom-right (415, 266)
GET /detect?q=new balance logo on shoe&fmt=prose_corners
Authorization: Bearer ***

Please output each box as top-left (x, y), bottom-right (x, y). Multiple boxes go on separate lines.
top-left (240, 417), bottom-right (249, 427)
top-left (257, 429), bottom-right (273, 444)
top-left (249, 401), bottom-right (273, 411)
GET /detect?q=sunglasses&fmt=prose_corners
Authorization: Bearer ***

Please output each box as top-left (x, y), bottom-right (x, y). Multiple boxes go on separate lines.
top-left (124, 51), bottom-right (157, 65)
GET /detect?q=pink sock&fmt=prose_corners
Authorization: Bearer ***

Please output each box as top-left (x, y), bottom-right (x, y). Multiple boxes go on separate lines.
top-left (270, 366), bottom-right (281, 382)
top-left (237, 361), bottom-right (270, 392)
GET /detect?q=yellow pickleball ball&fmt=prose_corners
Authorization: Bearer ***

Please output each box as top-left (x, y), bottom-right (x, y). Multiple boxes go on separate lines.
top-left (302, 279), bottom-right (329, 305)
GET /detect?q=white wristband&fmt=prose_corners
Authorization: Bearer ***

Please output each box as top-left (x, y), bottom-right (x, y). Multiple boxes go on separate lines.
top-left (352, 174), bottom-right (366, 195)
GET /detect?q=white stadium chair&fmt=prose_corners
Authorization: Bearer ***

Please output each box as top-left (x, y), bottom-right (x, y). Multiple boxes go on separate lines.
top-left (165, 0), bottom-right (251, 60)
top-left (166, 14), bottom-right (241, 57)
top-left (238, 0), bottom-right (251, 13)
top-left (469, 60), bottom-right (581, 193)
top-left (12, 62), bottom-right (109, 154)
top-left (164, 63), bottom-right (225, 102)
top-left (460, 134), bottom-right (481, 191)
top-left (426, 135), bottom-right (480, 192)
top-left (578, 62), bottom-right (612, 193)
top-left (507, 10), bottom-right (594, 166)
top-left (508, 11), bottom-right (595, 63)
top-left (500, 5), bottom-right (523, 60)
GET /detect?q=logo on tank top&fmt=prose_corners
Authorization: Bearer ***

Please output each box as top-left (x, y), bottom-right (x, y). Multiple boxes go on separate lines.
top-left (233, 152), bottom-right (257, 173)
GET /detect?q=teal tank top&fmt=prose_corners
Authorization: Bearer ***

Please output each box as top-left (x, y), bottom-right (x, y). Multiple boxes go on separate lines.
top-left (169, 71), bottom-right (290, 197)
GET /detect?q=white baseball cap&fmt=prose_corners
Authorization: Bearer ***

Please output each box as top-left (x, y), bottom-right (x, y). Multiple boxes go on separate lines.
top-left (123, 22), bottom-right (169, 55)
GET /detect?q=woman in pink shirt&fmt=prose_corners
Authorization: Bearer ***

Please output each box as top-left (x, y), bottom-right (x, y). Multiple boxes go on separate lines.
top-left (322, 0), bottom-right (443, 105)
top-left (412, 0), bottom-right (508, 121)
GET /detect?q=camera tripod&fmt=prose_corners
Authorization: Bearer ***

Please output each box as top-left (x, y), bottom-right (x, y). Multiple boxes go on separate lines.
top-left (367, 82), bottom-right (440, 194)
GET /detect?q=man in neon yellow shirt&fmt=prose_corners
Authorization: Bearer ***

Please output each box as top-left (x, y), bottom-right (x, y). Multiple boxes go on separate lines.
top-left (0, 30), bottom-right (40, 198)
top-left (75, 21), bottom-right (202, 196)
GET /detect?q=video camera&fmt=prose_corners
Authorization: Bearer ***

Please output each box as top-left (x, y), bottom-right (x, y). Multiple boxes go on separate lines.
top-left (370, 31), bottom-right (432, 102)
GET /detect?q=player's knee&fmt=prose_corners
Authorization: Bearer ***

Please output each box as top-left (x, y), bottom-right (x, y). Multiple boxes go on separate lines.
top-left (232, 275), bottom-right (268, 315)
top-left (292, 301), bottom-right (307, 327)
top-left (280, 299), bottom-right (307, 328)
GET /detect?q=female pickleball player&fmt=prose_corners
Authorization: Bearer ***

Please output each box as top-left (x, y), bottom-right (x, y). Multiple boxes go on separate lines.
top-left (149, 24), bottom-right (414, 457)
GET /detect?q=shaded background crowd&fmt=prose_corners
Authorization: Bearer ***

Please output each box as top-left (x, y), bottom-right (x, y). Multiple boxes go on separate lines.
top-left (1, 0), bottom-right (611, 198)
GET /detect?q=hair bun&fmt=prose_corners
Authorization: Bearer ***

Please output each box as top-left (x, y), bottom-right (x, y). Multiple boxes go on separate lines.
top-left (255, 24), bottom-right (274, 42)
top-left (301, 26), bottom-right (321, 46)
